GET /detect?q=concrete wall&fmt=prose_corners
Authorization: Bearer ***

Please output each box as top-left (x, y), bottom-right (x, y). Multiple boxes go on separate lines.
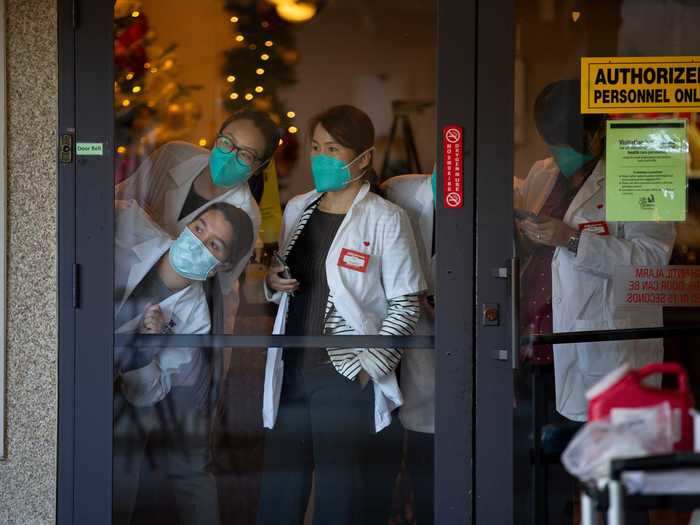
top-left (0, 0), bottom-right (58, 523)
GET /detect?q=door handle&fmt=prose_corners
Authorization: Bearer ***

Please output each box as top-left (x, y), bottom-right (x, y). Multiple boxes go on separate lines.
top-left (510, 256), bottom-right (520, 370)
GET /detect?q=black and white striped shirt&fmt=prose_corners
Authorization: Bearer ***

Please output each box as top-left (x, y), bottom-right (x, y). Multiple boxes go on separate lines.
top-left (325, 293), bottom-right (420, 380)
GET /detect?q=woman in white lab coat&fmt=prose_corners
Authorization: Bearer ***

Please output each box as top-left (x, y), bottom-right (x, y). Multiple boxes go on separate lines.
top-left (515, 80), bottom-right (676, 422)
top-left (382, 171), bottom-right (436, 525)
top-left (257, 105), bottom-right (426, 525)
top-left (113, 200), bottom-right (254, 525)
top-left (116, 109), bottom-right (282, 333)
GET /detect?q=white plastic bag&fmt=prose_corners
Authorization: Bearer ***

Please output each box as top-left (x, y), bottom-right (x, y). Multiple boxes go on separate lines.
top-left (562, 402), bottom-right (675, 481)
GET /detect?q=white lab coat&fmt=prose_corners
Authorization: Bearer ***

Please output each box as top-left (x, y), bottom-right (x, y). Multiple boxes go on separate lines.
top-left (115, 141), bottom-right (261, 295)
top-left (516, 159), bottom-right (676, 421)
top-left (115, 202), bottom-right (212, 407)
top-left (263, 183), bottom-right (427, 432)
top-left (382, 174), bottom-right (436, 434)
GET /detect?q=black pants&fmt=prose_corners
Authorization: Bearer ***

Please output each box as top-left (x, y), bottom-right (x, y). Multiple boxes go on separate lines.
top-left (360, 416), bottom-right (403, 525)
top-left (113, 395), bottom-right (219, 525)
top-left (406, 430), bottom-right (434, 525)
top-left (256, 362), bottom-right (372, 525)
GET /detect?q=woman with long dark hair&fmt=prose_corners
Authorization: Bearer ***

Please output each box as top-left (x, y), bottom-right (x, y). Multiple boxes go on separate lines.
top-left (257, 105), bottom-right (426, 525)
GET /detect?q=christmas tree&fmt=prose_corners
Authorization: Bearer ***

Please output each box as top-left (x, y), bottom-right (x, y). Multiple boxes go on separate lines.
top-left (222, 0), bottom-right (301, 131)
top-left (221, 1), bottom-right (328, 194)
top-left (113, 0), bottom-right (203, 183)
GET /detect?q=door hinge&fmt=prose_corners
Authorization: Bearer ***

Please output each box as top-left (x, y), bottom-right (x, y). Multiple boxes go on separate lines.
top-left (72, 263), bottom-right (81, 308)
top-left (59, 134), bottom-right (73, 164)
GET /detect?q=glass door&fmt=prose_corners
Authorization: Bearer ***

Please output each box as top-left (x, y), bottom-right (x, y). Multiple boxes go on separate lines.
top-left (58, 0), bottom-right (478, 523)
top-left (476, 0), bottom-right (700, 523)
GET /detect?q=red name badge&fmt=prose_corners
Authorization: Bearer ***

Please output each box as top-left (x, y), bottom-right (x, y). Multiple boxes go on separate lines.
top-left (338, 248), bottom-right (370, 273)
top-left (579, 221), bottom-right (610, 236)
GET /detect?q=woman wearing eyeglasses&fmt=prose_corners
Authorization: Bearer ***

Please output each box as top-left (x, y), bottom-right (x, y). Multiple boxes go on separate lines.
top-left (116, 109), bottom-right (282, 331)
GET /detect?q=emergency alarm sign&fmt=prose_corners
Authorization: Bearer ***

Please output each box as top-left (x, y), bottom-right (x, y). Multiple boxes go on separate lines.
top-left (442, 125), bottom-right (463, 209)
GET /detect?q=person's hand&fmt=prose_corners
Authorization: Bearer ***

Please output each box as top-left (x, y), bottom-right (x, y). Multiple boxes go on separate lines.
top-left (519, 216), bottom-right (577, 248)
top-left (419, 293), bottom-right (435, 322)
top-left (141, 303), bottom-right (166, 334)
top-left (265, 262), bottom-right (299, 294)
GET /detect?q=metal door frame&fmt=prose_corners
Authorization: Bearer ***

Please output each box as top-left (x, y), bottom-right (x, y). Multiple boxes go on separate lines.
top-left (474, 1), bottom-right (516, 523)
top-left (56, 0), bottom-right (478, 522)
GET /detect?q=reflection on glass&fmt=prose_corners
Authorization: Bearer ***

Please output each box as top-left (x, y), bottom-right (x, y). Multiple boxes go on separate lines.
top-left (516, 77), bottom-right (674, 416)
top-left (513, 1), bottom-right (700, 523)
top-left (113, 0), bottom-right (436, 524)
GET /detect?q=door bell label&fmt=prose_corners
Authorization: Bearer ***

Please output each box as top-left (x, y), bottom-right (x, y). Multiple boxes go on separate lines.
top-left (76, 142), bottom-right (104, 156)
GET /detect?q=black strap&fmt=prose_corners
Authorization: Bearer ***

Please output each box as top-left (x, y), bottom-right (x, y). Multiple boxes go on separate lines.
top-left (431, 207), bottom-right (436, 257)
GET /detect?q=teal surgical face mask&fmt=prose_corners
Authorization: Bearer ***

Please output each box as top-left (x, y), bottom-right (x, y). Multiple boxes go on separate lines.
top-left (311, 147), bottom-right (374, 193)
top-left (169, 227), bottom-right (222, 281)
top-left (550, 146), bottom-right (593, 178)
top-left (209, 148), bottom-right (252, 188)
top-left (431, 166), bottom-right (437, 204)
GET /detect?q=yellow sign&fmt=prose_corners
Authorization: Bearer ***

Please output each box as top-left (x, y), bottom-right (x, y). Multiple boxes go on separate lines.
top-left (258, 159), bottom-right (282, 244)
top-left (581, 56), bottom-right (700, 114)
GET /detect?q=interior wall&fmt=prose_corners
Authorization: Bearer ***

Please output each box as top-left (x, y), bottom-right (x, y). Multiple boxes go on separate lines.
top-left (280, 0), bottom-right (437, 198)
top-left (0, 0), bottom-right (58, 523)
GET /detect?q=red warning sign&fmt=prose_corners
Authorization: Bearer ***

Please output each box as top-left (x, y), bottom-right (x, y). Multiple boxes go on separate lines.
top-left (614, 266), bottom-right (700, 306)
top-left (443, 125), bottom-right (463, 209)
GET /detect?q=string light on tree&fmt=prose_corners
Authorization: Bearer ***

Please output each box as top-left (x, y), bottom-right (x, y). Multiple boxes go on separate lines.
top-left (227, 75), bottom-right (236, 82)
top-left (221, 0), bottom-right (324, 136)
top-left (276, 2), bottom-right (316, 23)
top-left (114, 0), bottom-right (202, 183)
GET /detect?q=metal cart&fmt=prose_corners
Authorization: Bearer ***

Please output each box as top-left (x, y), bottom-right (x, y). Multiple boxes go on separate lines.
top-left (581, 453), bottom-right (700, 525)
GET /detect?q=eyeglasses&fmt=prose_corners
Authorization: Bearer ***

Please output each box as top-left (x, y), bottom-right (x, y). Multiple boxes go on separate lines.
top-left (214, 135), bottom-right (261, 166)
